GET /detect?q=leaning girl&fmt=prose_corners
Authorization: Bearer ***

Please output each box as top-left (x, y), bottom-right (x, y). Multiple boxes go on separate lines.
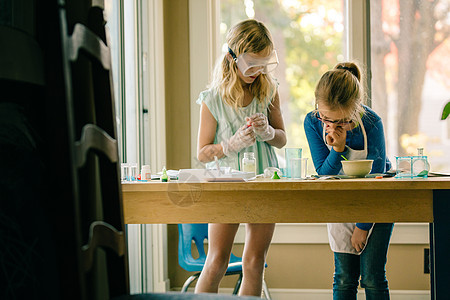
top-left (304, 62), bottom-right (393, 300)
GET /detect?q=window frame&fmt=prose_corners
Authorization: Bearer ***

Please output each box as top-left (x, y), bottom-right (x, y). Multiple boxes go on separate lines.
top-left (189, 0), bottom-right (221, 168)
top-left (133, 0), bottom-right (168, 293)
top-left (109, 0), bottom-right (168, 293)
top-left (346, 0), bottom-right (372, 104)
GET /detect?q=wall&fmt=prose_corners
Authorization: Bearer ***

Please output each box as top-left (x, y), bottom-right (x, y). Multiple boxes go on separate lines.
top-left (163, 0), bottom-right (191, 170)
top-left (167, 224), bottom-right (430, 291)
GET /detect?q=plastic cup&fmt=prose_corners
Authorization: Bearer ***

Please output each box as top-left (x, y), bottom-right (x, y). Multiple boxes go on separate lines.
top-left (285, 148), bottom-right (302, 178)
top-left (121, 163), bottom-right (129, 181)
top-left (129, 163), bottom-right (138, 181)
top-left (291, 157), bottom-right (308, 179)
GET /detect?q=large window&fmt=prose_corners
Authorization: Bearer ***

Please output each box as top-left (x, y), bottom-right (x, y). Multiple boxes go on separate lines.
top-left (219, 0), bottom-right (346, 174)
top-left (104, 0), bottom-right (167, 293)
top-left (370, 0), bottom-right (450, 172)
top-left (219, 0), bottom-right (450, 174)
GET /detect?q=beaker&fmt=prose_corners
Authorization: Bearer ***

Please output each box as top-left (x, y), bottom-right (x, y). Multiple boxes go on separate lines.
top-left (291, 157), bottom-right (308, 179)
top-left (285, 148), bottom-right (302, 178)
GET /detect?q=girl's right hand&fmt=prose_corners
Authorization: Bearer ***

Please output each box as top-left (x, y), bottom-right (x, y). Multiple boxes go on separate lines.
top-left (351, 227), bottom-right (369, 252)
top-left (325, 125), bottom-right (347, 152)
top-left (247, 113), bottom-right (275, 141)
top-left (221, 125), bottom-right (256, 156)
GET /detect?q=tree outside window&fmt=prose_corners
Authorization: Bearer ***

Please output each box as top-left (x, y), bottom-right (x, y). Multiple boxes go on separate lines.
top-left (371, 0), bottom-right (450, 172)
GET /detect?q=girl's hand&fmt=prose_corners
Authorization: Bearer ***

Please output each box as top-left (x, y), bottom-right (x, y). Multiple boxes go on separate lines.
top-left (325, 125), bottom-right (346, 152)
top-left (351, 227), bottom-right (369, 252)
top-left (247, 113), bottom-right (275, 141)
top-left (221, 124), bottom-right (256, 156)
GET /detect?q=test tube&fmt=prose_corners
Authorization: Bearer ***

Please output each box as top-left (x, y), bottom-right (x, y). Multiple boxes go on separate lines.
top-left (121, 163), bottom-right (129, 181)
top-left (129, 163), bottom-right (138, 181)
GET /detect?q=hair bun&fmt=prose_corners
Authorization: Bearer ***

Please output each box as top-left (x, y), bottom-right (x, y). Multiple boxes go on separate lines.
top-left (336, 63), bottom-right (360, 81)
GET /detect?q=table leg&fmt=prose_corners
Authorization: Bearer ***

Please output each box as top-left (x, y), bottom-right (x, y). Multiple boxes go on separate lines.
top-left (430, 189), bottom-right (450, 300)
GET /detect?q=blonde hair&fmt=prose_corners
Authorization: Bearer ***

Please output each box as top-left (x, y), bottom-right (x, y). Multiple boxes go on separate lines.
top-left (209, 19), bottom-right (277, 110)
top-left (314, 62), bottom-right (366, 121)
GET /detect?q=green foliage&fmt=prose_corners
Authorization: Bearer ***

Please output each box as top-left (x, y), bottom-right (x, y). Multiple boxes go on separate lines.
top-left (276, 1), bottom-right (343, 159)
top-left (442, 102), bottom-right (450, 120)
top-left (283, 4), bottom-right (342, 109)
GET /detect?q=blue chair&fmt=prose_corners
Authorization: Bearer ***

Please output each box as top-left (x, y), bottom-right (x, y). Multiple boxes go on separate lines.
top-left (177, 224), bottom-right (271, 299)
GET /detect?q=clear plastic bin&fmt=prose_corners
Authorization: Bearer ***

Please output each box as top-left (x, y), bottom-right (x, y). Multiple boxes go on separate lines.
top-left (395, 155), bottom-right (429, 178)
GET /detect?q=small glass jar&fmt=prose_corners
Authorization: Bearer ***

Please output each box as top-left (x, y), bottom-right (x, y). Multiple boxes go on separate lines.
top-left (413, 147), bottom-right (429, 178)
top-left (141, 165), bottom-right (151, 181)
top-left (242, 152), bottom-right (256, 176)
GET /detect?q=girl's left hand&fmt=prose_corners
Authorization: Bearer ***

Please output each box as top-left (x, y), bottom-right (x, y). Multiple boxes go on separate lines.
top-left (325, 125), bottom-right (346, 152)
top-left (247, 113), bottom-right (275, 141)
top-left (351, 227), bottom-right (369, 252)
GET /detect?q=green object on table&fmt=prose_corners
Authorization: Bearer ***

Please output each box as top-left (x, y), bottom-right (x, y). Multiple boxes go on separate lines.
top-left (161, 167), bottom-right (168, 182)
top-left (272, 171), bottom-right (281, 179)
top-left (341, 155), bottom-right (348, 161)
top-left (417, 170), bottom-right (429, 177)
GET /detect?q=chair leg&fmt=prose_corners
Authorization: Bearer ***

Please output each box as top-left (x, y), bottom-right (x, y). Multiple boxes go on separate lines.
top-left (181, 274), bottom-right (200, 292)
top-left (232, 272), bottom-right (243, 295)
top-left (262, 279), bottom-right (272, 300)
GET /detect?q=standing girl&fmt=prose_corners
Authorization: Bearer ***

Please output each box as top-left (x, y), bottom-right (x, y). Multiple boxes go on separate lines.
top-left (195, 19), bottom-right (286, 296)
top-left (304, 62), bottom-right (393, 300)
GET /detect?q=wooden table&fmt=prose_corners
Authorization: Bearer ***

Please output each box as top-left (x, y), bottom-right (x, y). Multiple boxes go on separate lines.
top-left (122, 177), bottom-right (450, 299)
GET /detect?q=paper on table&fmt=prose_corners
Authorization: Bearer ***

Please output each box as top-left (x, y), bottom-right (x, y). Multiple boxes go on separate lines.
top-left (178, 169), bottom-right (255, 182)
top-left (205, 177), bottom-right (246, 182)
top-left (428, 171), bottom-right (450, 177)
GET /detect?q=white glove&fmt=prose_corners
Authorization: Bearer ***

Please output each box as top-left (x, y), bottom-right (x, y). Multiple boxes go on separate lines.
top-left (248, 113), bottom-right (275, 141)
top-left (221, 125), bottom-right (256, 157)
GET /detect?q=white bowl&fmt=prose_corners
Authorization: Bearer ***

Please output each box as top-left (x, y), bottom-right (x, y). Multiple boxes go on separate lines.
top-left (341, 160), bottom-right (373, 177)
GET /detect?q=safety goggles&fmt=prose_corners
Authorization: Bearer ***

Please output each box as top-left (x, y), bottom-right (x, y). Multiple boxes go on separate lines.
top-left (228, 47), bottom-right (279, 77)
top-left (316, 114), bottom-right (353, 126)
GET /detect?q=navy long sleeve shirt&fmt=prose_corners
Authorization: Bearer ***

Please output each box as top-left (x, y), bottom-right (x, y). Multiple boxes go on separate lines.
top-left (304, 105), bottom-right (391, 231)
